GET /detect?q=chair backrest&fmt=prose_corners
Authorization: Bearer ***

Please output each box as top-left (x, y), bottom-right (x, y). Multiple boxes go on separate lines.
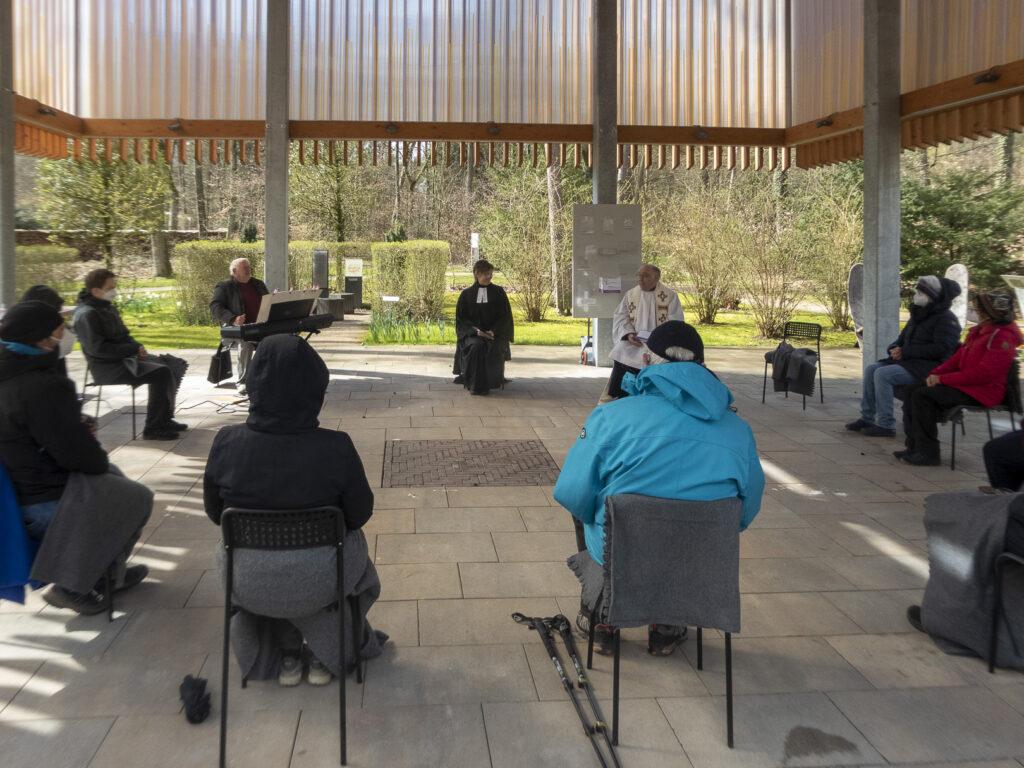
top-left (603, 494), bottom-right (741, 633)
top-left (221, 506), bottom-right (344, 551)
top-left (782, 322), bottom-right (822, 343)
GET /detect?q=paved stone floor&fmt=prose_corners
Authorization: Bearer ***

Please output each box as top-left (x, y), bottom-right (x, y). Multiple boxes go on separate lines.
top-left (2, 324), bottom-right (1024, 768)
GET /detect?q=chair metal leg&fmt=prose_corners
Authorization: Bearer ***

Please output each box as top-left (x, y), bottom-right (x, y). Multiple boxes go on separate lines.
top-left (220, 550), bottom-right (234, 768)
top-left (95, 383), bottom-right (102, 419)
top-left (587, 608), bottom-right (596, 669)
top-left (612, 628), bottom-right (620, 747)
top-left (337, 543), bottom-right (347, 766)
top-left (697, 626), bottom-right (703, 669)
top-left (761, 361), bottom-right (768, 404)
top-left (950, 420), bottom-right (957, 471)
top-left (726, 632), bottom-right (734, 748)
top-left (818, 340), bottom-right (824, 403)
top-left (130, 386), bottom-right (137, 440)
top-left (986, 411), bottom-right (994, 440)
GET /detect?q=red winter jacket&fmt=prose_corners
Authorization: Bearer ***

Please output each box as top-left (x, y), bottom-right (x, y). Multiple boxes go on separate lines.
top-left (931, 321), bottom-right (1023, 407)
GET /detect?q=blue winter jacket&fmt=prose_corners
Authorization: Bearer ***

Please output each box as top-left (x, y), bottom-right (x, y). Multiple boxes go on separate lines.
top-left (553, 362), bottom-right (765, 565)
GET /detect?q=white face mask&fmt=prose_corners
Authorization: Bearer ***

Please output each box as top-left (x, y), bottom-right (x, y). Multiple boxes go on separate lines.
top-left (912, 290), bottom-right (930, 307)
top-left (102, 288), bottom-right (118, 302)
top-left (51, 329), bottom-right (75, 358)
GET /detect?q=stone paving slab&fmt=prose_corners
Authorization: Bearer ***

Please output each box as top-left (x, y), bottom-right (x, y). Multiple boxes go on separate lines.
top-left (2, 342), bottom-right (1023, 767)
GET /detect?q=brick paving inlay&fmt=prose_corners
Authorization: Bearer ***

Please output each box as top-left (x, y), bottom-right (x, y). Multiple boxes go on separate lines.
top-left (383, 439), bottom-right (561, 487)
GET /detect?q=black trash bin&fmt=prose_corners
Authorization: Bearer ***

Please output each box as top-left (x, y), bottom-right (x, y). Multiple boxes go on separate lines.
top-left (345, 276), bottom-right (363, 308)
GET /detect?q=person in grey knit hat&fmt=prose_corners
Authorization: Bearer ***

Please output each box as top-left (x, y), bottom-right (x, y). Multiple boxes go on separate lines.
top-left (846, 275), bottom-right (962, 438)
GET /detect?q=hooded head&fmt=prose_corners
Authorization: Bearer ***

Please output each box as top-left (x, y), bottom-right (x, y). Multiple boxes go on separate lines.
top-left (1, 300), bottom-right (64, 347)
top-left (645, 320), bottom-right (705, 365)
top-left (245, 334), bottom-right (330, 433)
top-left (975, 290), bottom-right (1016, 325)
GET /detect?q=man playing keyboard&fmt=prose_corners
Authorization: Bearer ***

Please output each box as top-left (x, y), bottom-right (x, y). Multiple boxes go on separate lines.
top-left (210, 258), bottom-right (269, 395)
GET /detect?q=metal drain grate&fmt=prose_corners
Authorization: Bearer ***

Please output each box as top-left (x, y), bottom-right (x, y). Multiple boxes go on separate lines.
top-left (383, 439), bottom-right (561, 487)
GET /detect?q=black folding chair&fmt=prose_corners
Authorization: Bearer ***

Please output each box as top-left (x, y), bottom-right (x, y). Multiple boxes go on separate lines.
top-left (219, 506), bottom-right (363, 767)
top-left (80, 362), bottom-right (140, 440)
top-left (942, 360), bottom-right (1021, 471)
top-left (761, 322), bottom-right (824, 409)
top-left (586, 494), bottom-right (742, 748)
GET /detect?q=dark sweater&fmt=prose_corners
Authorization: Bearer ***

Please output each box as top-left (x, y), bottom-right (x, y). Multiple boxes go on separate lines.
top-left (0, 347), bottom-right (108, 505)
top-left (203, 334), bottom-right (373, 532)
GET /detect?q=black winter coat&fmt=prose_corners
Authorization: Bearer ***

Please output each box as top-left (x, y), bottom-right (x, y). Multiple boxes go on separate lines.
top-left (209, 277), bottom-right (269, 326)
top-left (203, 334), bottom-right (373, 532)
top-left (0, 347), bottom-right (108, 505)
top-left (881, 276), bottom-right (963, 381)
top-left (72, 291), bottom-right (143, 384)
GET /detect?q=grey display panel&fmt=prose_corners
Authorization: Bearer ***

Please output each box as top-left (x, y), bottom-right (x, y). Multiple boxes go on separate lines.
top-left (571, 204), bottom-right (642, 318)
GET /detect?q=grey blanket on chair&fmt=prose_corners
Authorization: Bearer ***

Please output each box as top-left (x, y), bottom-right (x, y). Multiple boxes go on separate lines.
top-left (30, 467), bottom-right (153, 594)
top-left (218, 528), bottom-right (388, 679)
top-left (921, 491), bottom-right (1024, 670)
top-left (568, 495), bottom-right (741, 632)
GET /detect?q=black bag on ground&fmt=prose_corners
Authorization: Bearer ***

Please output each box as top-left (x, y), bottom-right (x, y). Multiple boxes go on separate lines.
top-left (207, 344), bottom-right (232, 384)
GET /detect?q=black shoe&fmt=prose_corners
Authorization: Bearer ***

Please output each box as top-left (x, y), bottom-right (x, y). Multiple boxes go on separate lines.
top-left (902, 452), bottom-right (941, 467)
top-left (95, 564), bottom-right (149, 595)
top-left (906, 605), bottom-right (925, 633)
top-left (142, 426), bottom-right (179, 441)
top-left (43, 585), bottom-right (107, 615)
top-left (452, 375), bottom-right (465, 385)
top-left (469, 389), bottom-right (489, 396)
top-left (845, 418), bottom-right (871, 431)
top-left (648, 625), bottom-right (688, 656)
top-left (862, 425), bottom-right (896, 437)
top-left (166, 420), bottom-right (188, 432)
top-left (893, 449), bottom-right (909, 460)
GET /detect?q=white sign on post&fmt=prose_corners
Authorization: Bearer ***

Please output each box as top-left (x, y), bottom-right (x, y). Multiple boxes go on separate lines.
top-left (344, 259), bottom-right (363, 277)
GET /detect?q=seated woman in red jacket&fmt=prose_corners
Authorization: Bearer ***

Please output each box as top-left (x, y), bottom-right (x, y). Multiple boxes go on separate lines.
top-left (897, 291), bottom-right (1021, 466)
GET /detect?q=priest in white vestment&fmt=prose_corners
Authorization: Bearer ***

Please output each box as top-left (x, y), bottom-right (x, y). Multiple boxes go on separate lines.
top-left (606, 264), bottom-right (685, 398)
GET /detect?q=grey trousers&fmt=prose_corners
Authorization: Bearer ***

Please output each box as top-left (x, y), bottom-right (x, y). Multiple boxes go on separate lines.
top-left (236, 340), bottom-right (256, 384)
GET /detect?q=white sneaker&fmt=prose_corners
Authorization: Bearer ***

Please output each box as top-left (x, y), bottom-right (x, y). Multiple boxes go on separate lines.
top-left (278, 653), bottom-right (302, 687)
top-left (306, 654), bottom-right (332, 686)
top-left (236, 382), bottom-right (248, 396)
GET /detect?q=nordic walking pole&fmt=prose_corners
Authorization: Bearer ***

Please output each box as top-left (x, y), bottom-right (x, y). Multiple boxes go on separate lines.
top-left (549, 615), bottom-right (622, 768)
top-left (511, 613), bottom-right (610, 768)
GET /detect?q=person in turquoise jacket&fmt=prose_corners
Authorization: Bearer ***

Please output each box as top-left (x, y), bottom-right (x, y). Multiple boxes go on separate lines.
top-left (554, 320), bottom-right (764, 655)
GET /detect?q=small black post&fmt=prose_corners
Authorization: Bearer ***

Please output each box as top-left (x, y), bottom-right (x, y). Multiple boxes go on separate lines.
top-left (725, 632), bottom-right (734, 748)
top-left (219, 545), bottom-right (233, 768)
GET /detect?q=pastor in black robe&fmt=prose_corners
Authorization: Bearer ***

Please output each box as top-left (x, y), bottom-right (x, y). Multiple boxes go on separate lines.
top-left (454, 281), bottom-right (514, 395)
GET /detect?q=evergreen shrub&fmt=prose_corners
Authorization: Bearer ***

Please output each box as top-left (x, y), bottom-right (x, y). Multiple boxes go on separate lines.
top-left (370, 240), bottom-right (450, 321)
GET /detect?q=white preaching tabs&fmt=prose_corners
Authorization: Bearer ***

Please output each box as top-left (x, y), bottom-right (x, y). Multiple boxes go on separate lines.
top-left (477, 287), bottom-right (488, 303)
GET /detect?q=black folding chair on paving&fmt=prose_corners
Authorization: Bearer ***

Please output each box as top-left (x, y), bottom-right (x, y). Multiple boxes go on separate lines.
top-left (80, 362), bottom-right (140, 440)
top-left (585, 494), bottom-right (742, 748)
top-left (219, 506), bottom-right (363, 767)
top-left (761, 321), bottom-right (824, 409)
top-left (941, 360), bottom-right (1022, 471)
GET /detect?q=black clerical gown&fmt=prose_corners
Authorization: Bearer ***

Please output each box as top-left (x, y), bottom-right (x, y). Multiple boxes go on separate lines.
top-left (454, 282), bottom-right (514, 394)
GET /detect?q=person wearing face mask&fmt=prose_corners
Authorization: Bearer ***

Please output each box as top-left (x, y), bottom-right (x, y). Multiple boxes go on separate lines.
top-left (0, 301), bottom-right (152, 614)
top-left (896, 291), bottom-right (1022, 466)
top-left (21, 285), bottom-right (72, 377)
top-left (845, 275), bottom-right (962, 438)
top-left (73, 269), bottom-right (189, 440)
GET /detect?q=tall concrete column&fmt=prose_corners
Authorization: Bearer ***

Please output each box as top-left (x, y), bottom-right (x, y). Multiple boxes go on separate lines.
top-left (591, 0), bottom-right (617, 366)
top-left (862, 0), bottom-right (902, 367)
top-left (0, 0), bottom-right (15, 308)
top-left (264, 0), bottom-right (289, 292)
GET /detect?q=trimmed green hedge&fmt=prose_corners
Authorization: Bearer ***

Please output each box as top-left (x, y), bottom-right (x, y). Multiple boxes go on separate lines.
top-left (174, 240), bottom-right (373, 325)
top-left (370, 240), bottom-right (450, 321)
top-left (14, 245), bottom-right (80, 296)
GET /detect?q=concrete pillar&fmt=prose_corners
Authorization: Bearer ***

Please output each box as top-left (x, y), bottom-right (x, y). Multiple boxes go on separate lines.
top-left (591, 0), bottom-right (617, 366)
top-left (264, 0), bottom-right (289, 292)
top-left (0, 0), bottom-right (14, 308)
top-left (862, 0), bottom-right (902, 368)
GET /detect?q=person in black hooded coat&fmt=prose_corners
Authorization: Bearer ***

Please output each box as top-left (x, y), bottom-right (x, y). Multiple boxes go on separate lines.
top-left (845, 275), bottom-right (962, 437)
top-left (203, 334), bottom-right (387, 685)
